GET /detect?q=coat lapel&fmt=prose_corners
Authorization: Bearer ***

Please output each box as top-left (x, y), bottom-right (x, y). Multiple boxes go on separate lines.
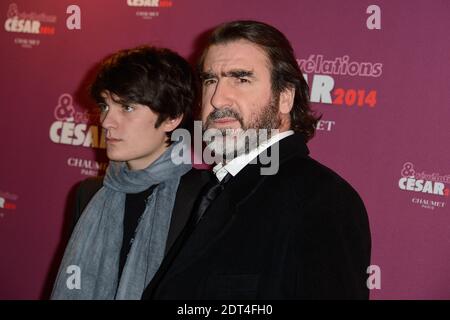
top-left (164, 169), bottom-right (211, 255)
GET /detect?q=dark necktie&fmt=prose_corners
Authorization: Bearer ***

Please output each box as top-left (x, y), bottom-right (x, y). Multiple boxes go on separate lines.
top-left (190, 171), bottom-right (232, 226)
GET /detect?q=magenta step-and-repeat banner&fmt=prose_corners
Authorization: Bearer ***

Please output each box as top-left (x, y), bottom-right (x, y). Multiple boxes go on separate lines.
top-left (1, 0), bottom-right (449, 299)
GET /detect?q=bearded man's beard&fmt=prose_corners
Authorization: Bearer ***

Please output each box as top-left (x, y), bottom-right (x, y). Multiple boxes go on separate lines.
top-left (203, 97), bottom-right (281, 162)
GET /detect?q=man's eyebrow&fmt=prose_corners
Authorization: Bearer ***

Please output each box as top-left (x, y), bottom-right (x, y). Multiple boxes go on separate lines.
top-left (199, 71), bottom-right (217, 80)
top-left (95, 97), bottom-right (107, 105)
top-left (200, 69), bottom-right (255, 80)
top-left (224, 69), bottom-right (254, 78)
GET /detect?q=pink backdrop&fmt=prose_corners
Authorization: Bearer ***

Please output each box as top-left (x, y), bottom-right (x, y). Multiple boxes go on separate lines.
top-left (1, 0), bottom-right (449, 299)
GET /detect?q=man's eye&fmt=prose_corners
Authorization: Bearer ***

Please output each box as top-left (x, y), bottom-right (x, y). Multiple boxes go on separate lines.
top-left (203, 79), bottom-right (216, 86)
top-left (122, 105), bottom-right (135, 112)
top-left (98, 103), bottom-right (109, 113)
top-left (238, 77), bottom-right (250, 83)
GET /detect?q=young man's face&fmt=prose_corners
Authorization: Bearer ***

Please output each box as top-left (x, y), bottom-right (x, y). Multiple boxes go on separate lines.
top-left (100, 91), bottom-right (180, 170)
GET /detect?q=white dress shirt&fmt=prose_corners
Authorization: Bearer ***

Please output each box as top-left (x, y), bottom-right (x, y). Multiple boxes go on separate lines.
top-left (213, 130), bottom-right (294, 182)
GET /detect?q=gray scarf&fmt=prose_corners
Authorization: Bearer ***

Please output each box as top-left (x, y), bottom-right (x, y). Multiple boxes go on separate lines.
top-left (51, 142), bottom-right (191, 299)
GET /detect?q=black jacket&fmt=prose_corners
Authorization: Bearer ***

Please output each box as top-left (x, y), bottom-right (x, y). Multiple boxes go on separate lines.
top-left (143, 133), bottom-right (372, 299)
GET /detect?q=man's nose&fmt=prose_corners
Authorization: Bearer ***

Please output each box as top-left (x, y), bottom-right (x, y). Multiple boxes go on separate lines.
top-left (210, 79), bottom-right (233, 109)
top-left (101, 107), bottom-right (118, 130)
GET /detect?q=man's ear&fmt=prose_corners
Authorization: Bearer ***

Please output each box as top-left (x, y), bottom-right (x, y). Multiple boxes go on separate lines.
top-left (162, 115), bottom-right (183, 132)
top-left (279, 86), bottom-right (295, 114)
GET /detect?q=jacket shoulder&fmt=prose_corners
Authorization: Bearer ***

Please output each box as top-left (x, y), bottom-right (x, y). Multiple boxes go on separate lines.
top-left (278, 155), bottom-right (364, 204)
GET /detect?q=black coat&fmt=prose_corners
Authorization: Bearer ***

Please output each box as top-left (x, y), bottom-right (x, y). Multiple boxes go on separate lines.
top-left (143, 133), bottom-right (372, 299)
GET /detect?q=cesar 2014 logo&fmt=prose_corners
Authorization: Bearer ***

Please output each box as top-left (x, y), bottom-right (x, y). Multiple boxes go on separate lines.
top-left (398, 162), bottom-right (450, 197)
top-left (4, 3), bottom-right (56, 35)
top-left (49, 93), bottom-right (105, 149)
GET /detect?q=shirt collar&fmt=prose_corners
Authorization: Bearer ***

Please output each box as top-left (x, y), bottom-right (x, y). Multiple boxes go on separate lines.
top-left (212, 130), bottom-right (294, 182)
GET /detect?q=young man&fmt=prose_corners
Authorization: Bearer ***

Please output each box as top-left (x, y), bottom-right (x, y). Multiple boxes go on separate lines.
top-left (51, 46), bottom-right (208, 299)
top-left (143, 21), bottom-right (372, 299)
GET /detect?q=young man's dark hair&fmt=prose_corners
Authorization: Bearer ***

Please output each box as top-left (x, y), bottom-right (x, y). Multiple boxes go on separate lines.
top-left (198, 20), bottom-right (320, 142)
top-left (91, 45), bottom-right (197, 142)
